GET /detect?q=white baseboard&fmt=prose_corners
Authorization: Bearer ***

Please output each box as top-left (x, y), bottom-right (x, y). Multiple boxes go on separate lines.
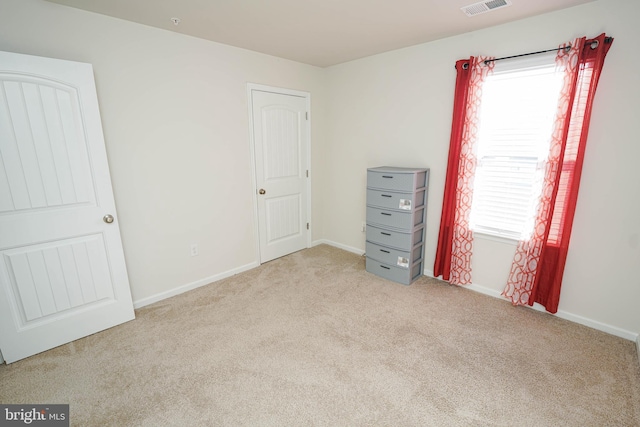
top-left (312, 239), bottom-right (365, 256)
top-left (134, 240), bottom-right (363, 310)
top-left (636, 336), bottom-right (640, 366)
top-left (423, 269), bottom-right (639, 342)
top-left (133, 239), bottom-right (363, 310)
top-left (133, 261), bottom-right (259, 309)
top-left (551, 305), bottom-right (638, 342)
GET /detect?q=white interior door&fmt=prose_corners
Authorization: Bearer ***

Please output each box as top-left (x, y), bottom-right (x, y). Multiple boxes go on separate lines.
top-left (250, 88), bottom-right (309, 263)
top-left (0, 51), bottom-right (134, 364)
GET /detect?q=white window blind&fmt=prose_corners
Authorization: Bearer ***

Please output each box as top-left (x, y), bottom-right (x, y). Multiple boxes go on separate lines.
top-left (470, 59), bottom-right (564, 240)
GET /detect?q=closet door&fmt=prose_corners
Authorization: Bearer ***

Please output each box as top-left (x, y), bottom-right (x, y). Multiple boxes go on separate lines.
top-left (250, 88), bottom-right (310, 263)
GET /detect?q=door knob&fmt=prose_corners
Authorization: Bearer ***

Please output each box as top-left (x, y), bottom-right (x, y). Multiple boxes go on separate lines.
top-left (259, 189), bottom-right (266, 195)
top-left (103, 214), bottom-right (114, 224)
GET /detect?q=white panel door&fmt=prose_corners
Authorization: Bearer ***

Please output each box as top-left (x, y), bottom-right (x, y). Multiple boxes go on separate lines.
top-left (251, 89), bottom-right (309, 263)
top-left (0, 51), bottom-right (134, 363)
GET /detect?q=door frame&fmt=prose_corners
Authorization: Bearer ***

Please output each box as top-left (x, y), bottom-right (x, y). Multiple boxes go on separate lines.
top-left (246, 83), bottom-right (311, 264)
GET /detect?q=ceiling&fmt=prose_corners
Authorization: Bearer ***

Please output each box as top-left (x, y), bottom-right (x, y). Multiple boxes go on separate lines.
top-left (45, 0), bottom-right (596, 67)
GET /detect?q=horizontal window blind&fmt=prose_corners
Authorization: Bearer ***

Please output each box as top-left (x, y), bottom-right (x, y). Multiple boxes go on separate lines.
top-left (470, 62), bottom-right (563, 240)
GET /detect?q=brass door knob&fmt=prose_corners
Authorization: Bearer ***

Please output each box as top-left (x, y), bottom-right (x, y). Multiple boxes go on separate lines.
top-left (259, 189), bottom-right (266, 195)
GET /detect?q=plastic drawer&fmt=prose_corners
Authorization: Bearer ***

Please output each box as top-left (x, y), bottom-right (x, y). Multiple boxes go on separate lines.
top-left (366, 206), bottom-right (424, 231)
top-left (367, 168), bottom-right (428, 192)
top-left (365, 241), bottom-right (423, 269)
top-left (366, 188), bottom-right (426, 212)
top-left (366, 257), bottom-right (423, 285)
top-left (365, 224), bottom-right (424, 251)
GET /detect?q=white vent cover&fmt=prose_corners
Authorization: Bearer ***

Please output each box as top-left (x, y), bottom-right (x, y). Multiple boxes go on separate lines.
top-left (461, 0), bottom-right (512, 17)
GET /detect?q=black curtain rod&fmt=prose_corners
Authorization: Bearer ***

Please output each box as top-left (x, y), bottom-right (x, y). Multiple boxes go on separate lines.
top-left (484, 46), bottom-right (568, 65)
top-left (458, 36), bottom-right (614, 68)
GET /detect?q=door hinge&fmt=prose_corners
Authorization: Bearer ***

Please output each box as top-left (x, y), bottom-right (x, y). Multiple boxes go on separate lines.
top-left (306, 170), bottom-right (309, 178)
top-left (307, 223), bottom-right (310, 230)
top-left (305, 112), bottom-right (308, 120)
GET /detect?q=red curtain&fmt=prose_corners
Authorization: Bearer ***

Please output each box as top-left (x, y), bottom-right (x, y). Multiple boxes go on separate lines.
top-left (434, 58), bottom-right (493, 284)
top-left (433, 59), bottom-right (473, 281)
top-left (532, 34), bottom-right (613, 312)
top-left (503, 34), bottom-right (613, 313)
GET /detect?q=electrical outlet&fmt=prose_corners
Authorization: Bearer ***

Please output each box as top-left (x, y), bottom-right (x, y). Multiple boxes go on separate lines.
top-left (361, 222), bottom-right (366, 232)
top-left (190, 243), bottom-right (199, 257)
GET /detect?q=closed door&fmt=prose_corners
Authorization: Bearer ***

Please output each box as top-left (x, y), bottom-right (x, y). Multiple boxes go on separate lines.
top-left (250, 88), bottom-right (309, 263)
top-left (0, 51), bottom-right (134, 363)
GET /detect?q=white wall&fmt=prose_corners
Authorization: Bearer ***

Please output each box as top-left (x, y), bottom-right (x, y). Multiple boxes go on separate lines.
top-left (0, 0), bottom-right (326, 304)
top-left (323, 0), bottom-right (640, 337)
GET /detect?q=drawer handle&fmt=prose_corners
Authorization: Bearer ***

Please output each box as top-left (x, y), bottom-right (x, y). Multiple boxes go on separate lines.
top-left (381, 194), bottom-right (392, 198)
top-left (380, 265), bottom-right (391, 270)
top-left (381, 212), bottom-right (391, 216)
top-left (382, 175), bottom-right (393, 179)
top-left (380, 249), bottom-right (390, 253)
top-left (381, 232), bottom-right (391, 236)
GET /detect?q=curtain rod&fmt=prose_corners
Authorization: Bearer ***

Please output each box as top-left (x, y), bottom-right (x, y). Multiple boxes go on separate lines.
top-left (458, 36), bottom-right (614, 68)
top-left (484, 46), bottom-right (568, 65)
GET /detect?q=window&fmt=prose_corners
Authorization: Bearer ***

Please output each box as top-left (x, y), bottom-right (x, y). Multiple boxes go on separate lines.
top-left (469, 58), bottom-right (564, 240)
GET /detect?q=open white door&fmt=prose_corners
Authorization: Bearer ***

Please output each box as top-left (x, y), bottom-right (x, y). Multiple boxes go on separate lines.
top-left (0, 51), bottom-right (134, 363)
top-left (250, 88), bottom-right (310, 263)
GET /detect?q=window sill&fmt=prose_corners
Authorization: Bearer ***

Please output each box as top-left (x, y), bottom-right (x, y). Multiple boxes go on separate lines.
top-left (473, 231), bottom-right (519, 246)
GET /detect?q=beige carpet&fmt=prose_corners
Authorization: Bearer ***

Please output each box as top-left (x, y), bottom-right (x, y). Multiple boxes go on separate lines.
top-left (1, 244), bottom-right (639, 426)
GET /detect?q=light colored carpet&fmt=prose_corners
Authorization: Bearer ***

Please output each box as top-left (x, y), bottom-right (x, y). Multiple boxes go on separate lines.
top-left (1, 244), bottom-right (639, 426)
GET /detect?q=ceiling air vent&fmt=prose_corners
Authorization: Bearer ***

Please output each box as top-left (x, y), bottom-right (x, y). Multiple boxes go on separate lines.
top-left (461, 0), bottom-right (512, 17)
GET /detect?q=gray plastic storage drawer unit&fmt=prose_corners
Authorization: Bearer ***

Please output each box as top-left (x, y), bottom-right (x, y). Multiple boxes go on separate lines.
top-left (365, 166), bottom-right (429, 285)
